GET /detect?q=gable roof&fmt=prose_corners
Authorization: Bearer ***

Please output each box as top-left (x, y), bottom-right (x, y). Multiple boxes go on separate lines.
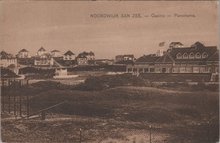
top-left (19, 49), bottom-right (28, 53)
top-left (207, 50), bottom-right (219, 62)
top-left (64, 50), bottom-right (74, 56)
top-left (88, 51), bottom-right (95, 56)
top-left (0, 51), bottom-right (14, 59)
top-left (169, 46), bottom-right (217, 60)
top-left (135, 54), bottom-right (160, 63)
top-left (38, 47), bottom-right (46, 52)
top-left (155, 53), bottom-right (175, 63)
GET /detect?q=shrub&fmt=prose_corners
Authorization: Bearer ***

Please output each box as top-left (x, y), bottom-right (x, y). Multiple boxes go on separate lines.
top-left (74, 74), bottom-right (148, 91)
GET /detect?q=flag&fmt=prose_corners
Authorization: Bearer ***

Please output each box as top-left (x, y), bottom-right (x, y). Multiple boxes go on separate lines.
top-left (159, 42), bottom-right (165, 47)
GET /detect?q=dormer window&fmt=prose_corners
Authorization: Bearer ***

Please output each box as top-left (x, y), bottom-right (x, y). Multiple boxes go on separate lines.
top-left (176, 53), bottom-right (182, 59)
top-left (202, 52), bottom-right (208, 58)
top-left (183, 53), bottom-right (188, 59)
top-left (189, 52), bottom-right (194, 59)
top-left (195, 52), bottom-right (201, 59)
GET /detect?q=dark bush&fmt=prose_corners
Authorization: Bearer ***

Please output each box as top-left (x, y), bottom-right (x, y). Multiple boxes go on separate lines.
top-left (74, 74), bottom-right (148, 91)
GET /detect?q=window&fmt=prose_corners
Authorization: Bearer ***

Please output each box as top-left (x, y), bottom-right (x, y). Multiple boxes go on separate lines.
top-left (133, 68), bottom-right (137, 72)
top-left (189, 52), bottom-right (194, 59)
top-left (176, 53), bottom-right (182, 59)
top-left (202, 52), bottom-right (208, 58)
top-left (193, 67), bottom-right (200, 73)
top-left (150, 68), bottom-right (155, 72)
top-left (144, 68), bottom-right (148, 73)
top-left (127, 68), bottom-right (132, 73)
top-left (195, 52), bottom-right (201, 59)
top-left (139, 68), bottom-right (143, 73)
top-left (183, 53), bottom-right (188, 59)
top-left (162, 68), bottom-right (166, 73)
top-left (180, 67), bottom-right (186, 73)
top-left (172, 67), bottom-right (179, 73)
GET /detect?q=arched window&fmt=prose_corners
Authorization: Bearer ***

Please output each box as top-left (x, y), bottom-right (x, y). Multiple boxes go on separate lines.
top-left (195, 52), bottom-right (201, 59)
top-left (189, 52), bottom-right (194, 59)
top-left (202, 52), bottom-right (208, 58)
top-left (183, 53), bottom-right (188, 59)
top-left (176, 53), bottom-right (182, 59)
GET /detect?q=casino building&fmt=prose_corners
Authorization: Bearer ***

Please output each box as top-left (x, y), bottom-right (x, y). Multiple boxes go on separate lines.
top-left (126, 42), bottom-right (219, 81)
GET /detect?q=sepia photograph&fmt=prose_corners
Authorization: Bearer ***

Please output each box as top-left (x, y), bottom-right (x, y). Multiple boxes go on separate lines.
top-left (0, 1), bottom-right (219, 143)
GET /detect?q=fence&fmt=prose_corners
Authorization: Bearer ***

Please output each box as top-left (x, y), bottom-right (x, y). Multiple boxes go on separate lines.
top-left (1, 78), bottom-right (30, 118)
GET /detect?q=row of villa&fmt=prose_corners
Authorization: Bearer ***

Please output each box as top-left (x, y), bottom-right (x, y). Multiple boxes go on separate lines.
top-left (0, 42), bottom-right (219, 81)
top-left (0, 47), bottom-right (97, 69)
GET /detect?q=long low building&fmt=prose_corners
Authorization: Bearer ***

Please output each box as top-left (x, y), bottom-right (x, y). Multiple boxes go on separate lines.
top-left (126, 42), bottom-right (219, 81)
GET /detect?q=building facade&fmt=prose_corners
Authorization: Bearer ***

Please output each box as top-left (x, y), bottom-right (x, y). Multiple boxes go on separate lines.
top-left (76, 51), bottom-right (95, 65)
top-left (0, 51), bottom-right (18, 74)
top-left (0, 51), bottom-right (17, 68)
top-left (37, 47), bottom-right (47, 56)
top-left (51, 50), bottom-right (61, 57)
top-left (34, 53), bottom-right (54, 66)
top-left (63, 50), bottom-right (75, 60)
top-left (17, 49), bottom-right (30, 58)
top-left (126, 42), bottom-right (219, 76)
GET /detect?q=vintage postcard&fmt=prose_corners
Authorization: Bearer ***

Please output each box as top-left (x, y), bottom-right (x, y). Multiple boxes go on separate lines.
top-left (0, 1), bottom-right (219, 143)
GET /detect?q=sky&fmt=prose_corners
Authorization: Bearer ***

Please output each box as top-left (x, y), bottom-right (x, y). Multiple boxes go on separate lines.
top-left (0, 1), bottom-right (219, 59)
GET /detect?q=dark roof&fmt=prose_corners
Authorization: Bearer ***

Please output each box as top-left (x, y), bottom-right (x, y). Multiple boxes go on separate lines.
top-left (38, 47), bottom-right (46, 51)
top-left (155, 53), bottom-right (175, 63)
top-left (51, 50), bottom-right (60, 53)
top-left (17, 58), bottom-right (34, 65)
top-left (77, 54), bottom-right (87, 58)
top-left (135, 54), bottom-right (160, 63)
top-left (19, 49), bottom-right (28, 52)
top-left (116, 54), bottom-right (134, 58)
top-left (89, 51), bottom-right (95, 56)
top-left (53, 57), bottom-right (76, 67)
top-left (0, 68), bottom-right (20, 78)
top-left (7, 64), bottom-right (16, 69)
top-left (78, 51), bottom-right (95, 57)
top-left (134, 44), bottom-right (218, 65)
top-left (64, 50), bottom-right (74, 56)
top-left (207, 50), bottom-right (219, 62)
top-left (170, 46), bottom-right (217, 60)
top-left (0, 51), bottom-right (14, 59)
top-left (115, 60), bottom-right (134, 65)
top-left (191, 41), bottom-right (205, 48)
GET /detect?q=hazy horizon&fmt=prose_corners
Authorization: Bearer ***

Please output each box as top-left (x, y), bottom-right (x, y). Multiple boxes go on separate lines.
top-left (0, 1), bottom-right (218, 59)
